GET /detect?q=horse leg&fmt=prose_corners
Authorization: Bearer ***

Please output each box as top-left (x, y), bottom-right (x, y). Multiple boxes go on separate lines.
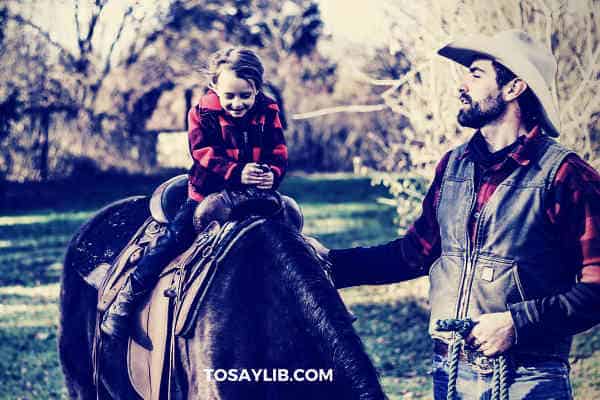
top-left (58, 264), bottom-right (100, 399)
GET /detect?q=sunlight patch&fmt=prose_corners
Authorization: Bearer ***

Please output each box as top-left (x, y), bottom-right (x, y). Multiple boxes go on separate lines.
top-left (0, 211), bottom-right (93, 226)
top-left (302, 202), bottom-right (383, 217)
top-left (303, 217), bottom-right (366, 235)
top-left (0, 283), bottom-right (60, 299)
top-left (0, 303), bottom-right (58, 328)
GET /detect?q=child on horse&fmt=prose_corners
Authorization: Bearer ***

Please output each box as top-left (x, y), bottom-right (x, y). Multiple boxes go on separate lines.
top-left (101, 47), bottom-right (288, 338)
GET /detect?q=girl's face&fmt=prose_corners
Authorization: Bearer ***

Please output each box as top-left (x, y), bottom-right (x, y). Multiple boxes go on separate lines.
top-left (212, 69), bottom-right (258, 118)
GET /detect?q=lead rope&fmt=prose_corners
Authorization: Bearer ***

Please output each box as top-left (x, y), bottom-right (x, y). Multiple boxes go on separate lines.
top-left (436, 318), bottom-right (509, 400)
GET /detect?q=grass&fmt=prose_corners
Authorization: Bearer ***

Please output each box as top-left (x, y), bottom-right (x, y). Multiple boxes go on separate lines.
top-left (0, 172), bottom-right (599, 399)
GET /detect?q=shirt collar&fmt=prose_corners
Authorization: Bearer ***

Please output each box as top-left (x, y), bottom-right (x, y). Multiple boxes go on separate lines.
top-left (458, 125), bottom-right (542, 166)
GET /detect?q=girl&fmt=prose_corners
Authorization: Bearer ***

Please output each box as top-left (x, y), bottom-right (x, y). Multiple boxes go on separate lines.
top-left (101, 47), bottom-right (288, 339)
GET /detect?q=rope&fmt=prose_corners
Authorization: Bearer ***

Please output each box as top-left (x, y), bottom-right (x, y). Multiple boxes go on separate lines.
top-left (436, 318), bottom-right (509, 400)
top-left (447, 339), bottom-right (461, 400)
top-left (491, 356), bottom-right (509, 400)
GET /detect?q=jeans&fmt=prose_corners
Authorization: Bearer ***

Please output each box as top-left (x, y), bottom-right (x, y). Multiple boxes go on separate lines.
top-left (431, 353), bottom-right (573, 400)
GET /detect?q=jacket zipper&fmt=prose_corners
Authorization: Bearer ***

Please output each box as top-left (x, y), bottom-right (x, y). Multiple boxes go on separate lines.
top-left (458, 168), bottom-right (490, 320)
top-left (242, 130), bottom-right (249, 161)
top-left (459, 203), bottom-right (487, 319)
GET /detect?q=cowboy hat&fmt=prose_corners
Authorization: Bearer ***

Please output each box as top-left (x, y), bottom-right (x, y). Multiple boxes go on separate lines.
top-left (438, 29), bottom-right (560, 137)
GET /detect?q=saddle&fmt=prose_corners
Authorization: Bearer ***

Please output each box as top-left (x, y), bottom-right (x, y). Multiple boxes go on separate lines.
top-left (87, 175), bottom-right (305, 400)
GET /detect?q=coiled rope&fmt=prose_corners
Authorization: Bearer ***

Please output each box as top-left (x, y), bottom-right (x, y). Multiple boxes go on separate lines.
top-left (436, 318), bottom-right (509, 400)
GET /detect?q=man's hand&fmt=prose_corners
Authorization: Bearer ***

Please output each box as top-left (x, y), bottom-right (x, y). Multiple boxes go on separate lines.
top-left (304, 236), bottom-right (330, 260)
top-left (241, 163), bottom-right (273, 189)
top-left (465, 311), bottom-right (516, 357)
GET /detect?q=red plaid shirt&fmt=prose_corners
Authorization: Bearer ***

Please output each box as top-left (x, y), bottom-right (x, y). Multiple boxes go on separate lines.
top-left (408, 126), bottom-right (600, 283)
top-left (187, 90), bottom-right (288, 201)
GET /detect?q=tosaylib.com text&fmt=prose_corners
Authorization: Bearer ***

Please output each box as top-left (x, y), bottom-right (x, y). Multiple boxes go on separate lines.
top-left (203, 368), bottom-right (333, 383)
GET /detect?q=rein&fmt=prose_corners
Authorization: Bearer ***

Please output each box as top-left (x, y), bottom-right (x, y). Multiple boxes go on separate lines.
top-left (436, 318), bottom-right (509, 400)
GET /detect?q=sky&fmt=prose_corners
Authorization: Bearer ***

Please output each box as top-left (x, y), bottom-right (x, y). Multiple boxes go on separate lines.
top-left (318, 0), bottom-right (390, 46)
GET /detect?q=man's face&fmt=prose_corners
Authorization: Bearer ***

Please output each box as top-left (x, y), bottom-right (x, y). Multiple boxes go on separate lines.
top-left (457, 59), bottom-right (507, 129)
top-left (213, 69), bottom-right (258, 119)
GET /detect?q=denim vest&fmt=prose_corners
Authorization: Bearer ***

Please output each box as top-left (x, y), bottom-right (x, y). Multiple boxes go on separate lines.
top-left (429, 134), bottom-right (574, 361)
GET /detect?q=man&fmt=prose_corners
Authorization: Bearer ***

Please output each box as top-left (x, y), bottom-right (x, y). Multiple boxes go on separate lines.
top-left (309, 30), bottom-right (600, 399)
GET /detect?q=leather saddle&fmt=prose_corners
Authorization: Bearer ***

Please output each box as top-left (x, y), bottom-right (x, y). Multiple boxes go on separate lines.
top-left (88, 175), bottom-right (306, 400)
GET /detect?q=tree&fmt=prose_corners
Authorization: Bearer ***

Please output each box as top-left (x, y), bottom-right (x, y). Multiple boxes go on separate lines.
top-left (348, 0), bottom-right (600, 231)
top-left (1, 0), bottom-right (332, 180)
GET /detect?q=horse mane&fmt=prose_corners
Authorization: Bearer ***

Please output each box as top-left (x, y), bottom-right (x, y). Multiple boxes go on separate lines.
top-left (206, 219), bottom-right (385, 399)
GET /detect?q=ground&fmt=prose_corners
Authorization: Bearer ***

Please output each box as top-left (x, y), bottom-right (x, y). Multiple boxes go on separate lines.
top-left (0, 172), bottom-right (598, 399)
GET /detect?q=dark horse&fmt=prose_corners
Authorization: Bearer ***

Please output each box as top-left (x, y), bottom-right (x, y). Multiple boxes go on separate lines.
top-left (58, 195), bottom-right (386, 399)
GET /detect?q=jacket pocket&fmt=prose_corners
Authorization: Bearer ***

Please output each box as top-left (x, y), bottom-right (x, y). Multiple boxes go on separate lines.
top-left (512, 262), bottom-right (527, 302)
top-left (468, 258), bottom-right (523, 316)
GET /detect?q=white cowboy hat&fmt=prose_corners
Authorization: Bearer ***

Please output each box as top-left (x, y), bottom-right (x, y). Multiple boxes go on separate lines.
top-left (438, 29), bottom-right (560, 137)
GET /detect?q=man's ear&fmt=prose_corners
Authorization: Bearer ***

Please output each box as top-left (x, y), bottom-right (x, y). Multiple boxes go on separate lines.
top-left (504, 78), bottom-right (528, 102)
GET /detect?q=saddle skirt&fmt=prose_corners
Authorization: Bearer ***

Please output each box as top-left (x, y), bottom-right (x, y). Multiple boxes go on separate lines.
top-left (91, 215), bottom-right (268, 400)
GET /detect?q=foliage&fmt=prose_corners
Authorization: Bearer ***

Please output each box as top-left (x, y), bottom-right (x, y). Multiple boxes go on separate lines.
top-left (0, 0), bottom-right (329, 181)
top-left (364, 0), bottom-right (600, 177)
top-left (351, 0), bottom-right (600, 219)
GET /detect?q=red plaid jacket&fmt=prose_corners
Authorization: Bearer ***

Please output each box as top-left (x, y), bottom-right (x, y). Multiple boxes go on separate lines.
top-left (186, 90), bottom-right (288, 201)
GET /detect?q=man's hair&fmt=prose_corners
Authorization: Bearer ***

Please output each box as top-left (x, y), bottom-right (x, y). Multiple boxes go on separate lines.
top-left (207, 47), bottom-right (264, 91)
top-left (490, 60), bottom-right (543, 131)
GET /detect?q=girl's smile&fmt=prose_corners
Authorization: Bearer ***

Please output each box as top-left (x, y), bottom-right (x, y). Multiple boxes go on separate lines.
top-left (212, 69), bottom-right (258, 118)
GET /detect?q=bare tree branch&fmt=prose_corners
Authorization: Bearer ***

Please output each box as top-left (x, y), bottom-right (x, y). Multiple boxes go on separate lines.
top-left (80, 0), bottom-right (108, 56)
top-left (90, 5), bottom-right (134, 107)
top-left (100, 5), bottom-right (134, 79)
top-left (73, 0), bottom-right (82, 55)
top-left (292, 104), bottom-right (388, 120)
top-left (8, 13), bottom-right (78, 67)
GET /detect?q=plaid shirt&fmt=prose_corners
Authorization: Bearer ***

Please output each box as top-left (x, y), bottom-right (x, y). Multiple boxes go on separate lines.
top-left (407, 126), bottom-right (600, 282)
top-left (187, 90), bottom-right (288, 201)
top-left (330, 126), bottom-right (600, 338)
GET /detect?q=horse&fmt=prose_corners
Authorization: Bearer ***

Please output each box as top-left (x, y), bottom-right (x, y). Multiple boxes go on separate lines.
top-left (58, 191), bottom-right (387, 399)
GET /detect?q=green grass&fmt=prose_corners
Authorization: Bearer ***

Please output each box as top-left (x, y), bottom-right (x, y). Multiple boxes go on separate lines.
top-left (0, 173), bottom-right (599, 399)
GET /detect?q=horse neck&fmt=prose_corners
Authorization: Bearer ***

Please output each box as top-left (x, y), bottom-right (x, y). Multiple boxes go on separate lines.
top-left (180, 221), bottom-right (385, 399)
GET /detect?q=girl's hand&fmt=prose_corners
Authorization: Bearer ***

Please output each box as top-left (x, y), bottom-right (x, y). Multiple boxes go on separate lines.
top-left (256, 170), bottom-right (274, 190)
top-left (241, 163), bottom-right (265, 185)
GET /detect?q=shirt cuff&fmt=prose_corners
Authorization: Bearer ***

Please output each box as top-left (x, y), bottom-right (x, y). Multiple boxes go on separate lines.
top-left (225, 163), bottom-right (245, 188)
top-left (329, 248), bottom-right (359, 289)
top-left (507, 300), bottom-right (540, 345)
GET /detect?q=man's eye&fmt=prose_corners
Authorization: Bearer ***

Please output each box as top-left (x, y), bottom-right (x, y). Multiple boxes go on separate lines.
top-left (240, 93), bottom-right (252, 99)
top-left (224, 94), bottom-right (234, 100)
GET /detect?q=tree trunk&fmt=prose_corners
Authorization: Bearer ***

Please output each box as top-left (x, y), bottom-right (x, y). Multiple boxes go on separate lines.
top-left (185, 88), bottom-right (193, 131)
top-left (39, 111), bottom-right (50, 181)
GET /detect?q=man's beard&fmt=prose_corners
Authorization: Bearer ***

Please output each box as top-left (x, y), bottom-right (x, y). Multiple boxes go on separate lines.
top-left (457, 93), bottom-right (507, 129)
